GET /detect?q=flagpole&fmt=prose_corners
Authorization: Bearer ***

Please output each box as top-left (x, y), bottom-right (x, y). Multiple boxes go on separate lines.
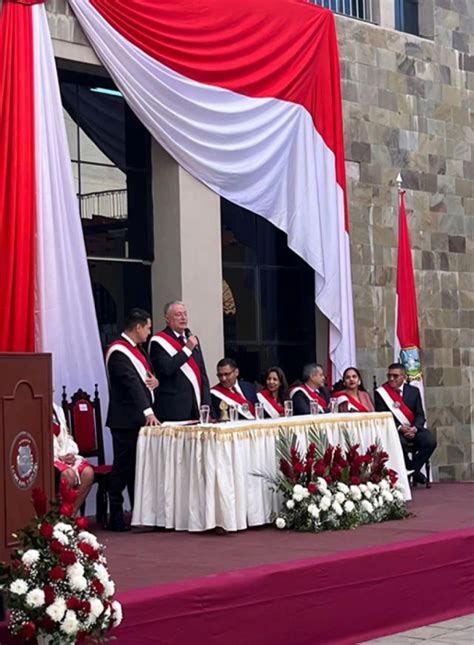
top-left (394, 173), bottom-right (403, 362)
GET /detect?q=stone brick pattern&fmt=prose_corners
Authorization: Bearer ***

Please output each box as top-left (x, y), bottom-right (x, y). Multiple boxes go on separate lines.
top-left (23, 0), bottom-right (473, 480)
top-left (338, 1), bottom-right (473, 480)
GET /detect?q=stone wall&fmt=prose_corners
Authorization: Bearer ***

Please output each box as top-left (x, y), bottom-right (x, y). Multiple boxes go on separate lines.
top-left (337, 0), bottom-right (473, 480)
top-left (11, 0), bottom-right (472, 479)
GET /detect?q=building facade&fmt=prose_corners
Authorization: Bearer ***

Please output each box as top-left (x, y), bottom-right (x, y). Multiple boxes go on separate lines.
top-left (19, 0), bottom-right (474, 479)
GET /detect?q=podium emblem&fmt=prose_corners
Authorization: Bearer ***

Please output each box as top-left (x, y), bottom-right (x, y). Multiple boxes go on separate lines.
top-left (10, 432), bottom-right (39, 490)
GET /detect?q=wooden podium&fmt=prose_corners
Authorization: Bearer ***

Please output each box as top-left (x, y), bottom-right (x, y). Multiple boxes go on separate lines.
top-left (0, 353), bottom-right (53, 563)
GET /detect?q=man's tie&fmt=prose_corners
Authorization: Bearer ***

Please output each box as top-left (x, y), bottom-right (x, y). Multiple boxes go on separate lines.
top-left (178, 335), bottom-right (186, 346)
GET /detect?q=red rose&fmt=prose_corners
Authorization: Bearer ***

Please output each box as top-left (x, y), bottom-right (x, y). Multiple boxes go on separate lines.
top-left (307, 482), bottom-right (317, 494)
top-left (350, 476), bottom-right (361, 485)
top-left (330, 465), bottom-right (342, 479)
top-left (49, 566), bottom-right (66, 581)
top-left (324, 476), bottom-right (332, 484)
top-left (59, 550), bottom-right (77, 566)
top-left (67, 597), bottom-right (83, 610)
top-left (49, 540), bottom-right (64, 555)
top-left (323, 446), bottom-right (334, 466)
top-left (76, 516), bottom-right (89, 530)
top-left (40, 616), bottom-right (55, 630)
top-left (59, 479), bottom-right (78, 504)
top-left (43, 585), bottom-right (55, 605)
top-left (31, 488), bottom-right (48, 517)
top-left (294, 462), bottom-right (305, 474)
top-left (40, 522), bottom-right (54, 539)
top-left (314, 460), bottom-right (326, 476)
top-left (60, 502), bottom-right (74, 517)
top-left (372, 474), bottom-right (381, 483)
top-left (81, 600), bottom-right (91, 614)
top-left (79, 542), bottom-right (98, 560)
top-left (92, 579), bottom-right (105, 595)
top-left (19, 621), bottom-right (36, 640)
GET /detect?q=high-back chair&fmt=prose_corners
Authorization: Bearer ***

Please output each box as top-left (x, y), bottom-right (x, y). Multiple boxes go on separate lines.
top-left (62, 385), bottom-right (112, 524)
top-left (373, 376), bottom-right (431, 489)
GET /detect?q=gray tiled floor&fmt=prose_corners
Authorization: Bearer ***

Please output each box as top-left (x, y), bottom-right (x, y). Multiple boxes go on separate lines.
top-left (359, 614), bottom-right (474, 644)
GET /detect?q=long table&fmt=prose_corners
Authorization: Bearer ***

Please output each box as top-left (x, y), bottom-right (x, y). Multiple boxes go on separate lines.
top-left (132, 412), bottom-right (410, 532)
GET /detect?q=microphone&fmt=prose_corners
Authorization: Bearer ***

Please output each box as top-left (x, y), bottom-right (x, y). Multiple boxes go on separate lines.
top-left (185, 328), bottom-right (192, 339)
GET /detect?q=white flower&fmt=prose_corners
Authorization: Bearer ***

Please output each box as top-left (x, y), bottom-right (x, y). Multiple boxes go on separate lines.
top-left (380, 479), bottom-right (390, 491)
top-left (317, 477), bottom-right (327, 491)
top-left (112, 600), bottom-right (123, 627)
top-left (323, 489), bottom-right (332, 499)
top-left (46, 598), bottom-right (66, 622)
top-left (344, 500), bottom-right (355, 513)
top-left (359, 484), bottom-right (368, 493)
top-left (377, 496), bottom-right (384, 507)
top-left (104, 579), bottom-right (115, 597)
top-left (292, 493), bottom-right (303, 503)
top-left (61, 610), bottom-right (79, 636)
top-left (337, 482), bottom-right (349, 494)
top-left (286, 500), bottom-right (295, 510)
top-left (93, 563), bottom-right (109, 583)
top-left (9, 579), bottom-right (28, 595)
top-left (90, 598), bottom-right (104, 618)
top-left (275, 517), bottom-right (286, 529)
top-left (302, 488), bottom-right (310, 499)
top-left (67, 562), bottom-right (85, 578)
top-left (307, 504), bottom-right (320, 519)
top-left (367, 482), bottom-right (375, 491)
top-left (292, 484), bottom-right (304, 495)
top-left (319, 496), bottom-right (331, 511)
top-left (350, 486), bottom-right (362, 500)
top-left (393, 490), bottom-right (404, 502)
top-left (335, 492), bottom-right (346, 505)
top-left (21, 549), bottom-right (40, 567)
top-left (382, 491), bottom-right (394, 503)
top-left (361, 500), bottom-right (374, 514)
top-left (363, 489), bottom-right (372, 499)
top-left (54, 522), bottom-right (73, 533)
top-left (53, 529), bottom-right (69, 545)
top-left (69, 575), bottom-right (88, 592)
top-left (372, 497), bottom-right (379, 508)
top-left (26, 588), bottom-right (45, 608)
top-left (78, 531), bottom-right (100, 549)
top-left (332, 501), bottom-right (343, 516)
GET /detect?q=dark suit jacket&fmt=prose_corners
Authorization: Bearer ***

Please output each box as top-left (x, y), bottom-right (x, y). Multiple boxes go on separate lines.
top-left (211, 380), bottom-right (258, 420)
top-left (374, 382), bottom-right (426, 430)
top-left (292, 385), bottom-right (330, 416)
top-left (106, 339), bottom-right (154, 430)
top-left (150, 326), bottom-right (211, 422)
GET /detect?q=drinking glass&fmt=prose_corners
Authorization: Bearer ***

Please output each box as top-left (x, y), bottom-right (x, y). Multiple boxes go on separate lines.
top-left (199, 404), bottom-right (210, 424)
top-left (284, 400), bottom-right (293, 417)
top-left (310, 400), bottom-right (319, 416)
top-left (329, 399), bottom-right (338, 414)
top-left (229, 406), bottom-right (238, 422)
top-left (255, 402), bottom-right (264, 420)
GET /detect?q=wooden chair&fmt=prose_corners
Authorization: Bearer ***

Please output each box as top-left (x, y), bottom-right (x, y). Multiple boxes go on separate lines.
top-left (373, 376), bottom-right (431, 489)
top-left (62, 384), bottom-right (112, 524)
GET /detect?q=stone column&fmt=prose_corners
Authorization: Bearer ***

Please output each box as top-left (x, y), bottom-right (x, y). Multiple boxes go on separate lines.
top-left (151, 141), bottom-right (224, 375)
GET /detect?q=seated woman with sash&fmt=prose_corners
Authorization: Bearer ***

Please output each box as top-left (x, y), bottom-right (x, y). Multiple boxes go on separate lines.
top-left (257, 367), bottom-right (288, 418)
top-left (53, 402), bottom-right (94, 513)
top-left (331, 367), bottom-right (374, 413)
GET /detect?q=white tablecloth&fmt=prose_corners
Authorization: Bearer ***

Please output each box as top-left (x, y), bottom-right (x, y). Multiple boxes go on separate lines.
top-left (132, 412), bottom-right (410, 532)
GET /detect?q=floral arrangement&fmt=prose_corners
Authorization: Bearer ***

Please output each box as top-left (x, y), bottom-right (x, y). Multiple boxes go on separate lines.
top-left (0, 481), bottom-right (122, 643)
top-left (266, 430), bottom-right (409, 532)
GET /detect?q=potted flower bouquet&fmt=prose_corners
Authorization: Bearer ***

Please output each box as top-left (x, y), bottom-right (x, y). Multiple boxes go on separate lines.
top-left (0, 481), bottom-right (122, 643)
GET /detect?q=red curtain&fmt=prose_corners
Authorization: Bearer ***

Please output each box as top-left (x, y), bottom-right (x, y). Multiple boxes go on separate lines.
top-left (0, 0), bottom-right (36, 351)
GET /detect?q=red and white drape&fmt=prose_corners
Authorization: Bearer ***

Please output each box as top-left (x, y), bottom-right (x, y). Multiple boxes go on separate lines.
top-left (69, 0), bottom-right (356, 379)
top-left (0, 1), bottom-right (109, 443)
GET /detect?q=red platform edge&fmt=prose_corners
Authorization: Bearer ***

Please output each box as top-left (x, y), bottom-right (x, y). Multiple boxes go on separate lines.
top-left (1, 527), bottom-right (473, 644)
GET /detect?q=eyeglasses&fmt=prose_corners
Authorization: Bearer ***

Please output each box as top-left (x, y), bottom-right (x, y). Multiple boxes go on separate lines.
top-left (387, 373), bottom-right (403, 379)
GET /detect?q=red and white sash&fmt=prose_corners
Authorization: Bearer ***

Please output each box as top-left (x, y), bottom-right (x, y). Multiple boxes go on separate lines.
top-left (257, 389), bottom-right (284, 418)
top-left (289, 384), bottom-right (327, 413)
top-left (150, 331), bottom-right (202, 408)
top-left (376, 384), bottom-right (415, 427)
top-left (105, 339), bottom-right (155, 403)
top-left (210, 382), bottom-right (255, 419)
top-left (331, 391), bottom-right (369, 413)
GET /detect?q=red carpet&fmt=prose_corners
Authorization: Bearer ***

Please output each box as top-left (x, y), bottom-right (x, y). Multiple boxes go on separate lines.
top-left (1, 483), bottom-right (474, 644)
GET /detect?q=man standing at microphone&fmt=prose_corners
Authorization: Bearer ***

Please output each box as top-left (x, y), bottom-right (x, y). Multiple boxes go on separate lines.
top-left (149, 300), bottom-right (211, 421)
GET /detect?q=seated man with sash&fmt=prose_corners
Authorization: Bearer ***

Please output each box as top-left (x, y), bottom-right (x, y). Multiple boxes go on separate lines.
top-left (149, 300), bottom-right (211, 422)
top-left (211, 358), bottom-right (258, 420)
top-left (375, 363), bottom-right (436, 484)
top-left (290, 363), bottom-right (330, 415)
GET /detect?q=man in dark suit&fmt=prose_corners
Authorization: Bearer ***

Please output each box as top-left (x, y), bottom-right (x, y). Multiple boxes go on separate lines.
top-left (105, 308), bottom-right (160, 531)
top-left (291, 363), bottom-right (330, 415)
top-left (375, 363), bottom-right (436, 484)
top-left (211, 358), bottom-right (258, 420)
top-left (149, 301), bottom-right (211, 421)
